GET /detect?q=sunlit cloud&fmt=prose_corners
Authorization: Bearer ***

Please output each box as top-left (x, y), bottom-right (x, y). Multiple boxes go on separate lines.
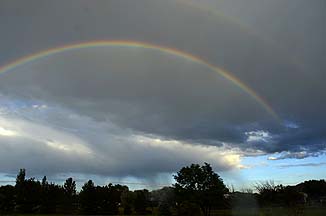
top-left (32, 104), bottom-right (48, 109)
top-left (0, 127), bottom-right (17, 137)
top-left (134, 135), bottom-right (243, 170)
top-left (0, 115), bottom-right (93, 157)
top-left (45, 140), bottom-right (92, 155)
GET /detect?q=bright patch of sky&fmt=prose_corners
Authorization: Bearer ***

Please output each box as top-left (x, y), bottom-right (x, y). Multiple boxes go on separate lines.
top-left (231, 154), bottom-right (326, 190)
top-left (245, 130), bottom-right (271, 143)
top-left (284, 120), bottom-right (300, 129)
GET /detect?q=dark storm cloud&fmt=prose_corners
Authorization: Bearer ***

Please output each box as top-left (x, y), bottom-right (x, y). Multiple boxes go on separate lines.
top-left (0, 0), bottom-right (325, 177)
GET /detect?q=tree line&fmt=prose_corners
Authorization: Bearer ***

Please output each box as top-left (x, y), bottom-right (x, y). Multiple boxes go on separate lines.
top-left (0, 163), bottom-right (325, 215)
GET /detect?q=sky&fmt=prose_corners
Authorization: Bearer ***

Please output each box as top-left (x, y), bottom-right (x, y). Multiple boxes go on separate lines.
top-left (0, 0), bottom-right (325, 190)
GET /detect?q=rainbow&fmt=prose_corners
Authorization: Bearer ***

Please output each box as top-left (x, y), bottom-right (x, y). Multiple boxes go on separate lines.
top-left (176, 0), bottom-right (252, 35)
top-left (0, 40), bottom-right (279, 121)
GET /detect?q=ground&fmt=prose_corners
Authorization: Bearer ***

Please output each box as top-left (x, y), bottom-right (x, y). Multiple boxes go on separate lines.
top-left (4, 207), bottom-right (326, 216)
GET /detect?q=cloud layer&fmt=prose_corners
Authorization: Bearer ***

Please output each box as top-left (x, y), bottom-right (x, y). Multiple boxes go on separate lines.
top-left (0, 0), bottom-right (325, 179)
top-left (0, 99), bottom-right (244, 177)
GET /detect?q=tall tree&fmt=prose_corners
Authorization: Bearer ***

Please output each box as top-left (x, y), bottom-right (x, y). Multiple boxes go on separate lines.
top-left (63, 177), bottom-right (76, 198)
top-left (40, 176), bottom-right (51, 213)
top-left (16, 169), bottom-right (26, 187)
top-left (79, 180), bottom-right (97, 214)
top-left (63, 177), bottom-right (77, 213)
top-left (151, 187), bottom-right (176, 216)
top-left (134, 189), bottom-right (150, 215)
top-left (121, 190), bottom-right (134, 215)
top-left (15, 168), bottom-right (27, 211)
top-left (174, 163), bottom-right (228, 216)
top-left (0, 185), bottom-right (15, 213)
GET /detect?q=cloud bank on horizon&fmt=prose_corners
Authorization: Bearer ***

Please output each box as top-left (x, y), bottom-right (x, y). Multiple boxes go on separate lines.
top-left (0, 0), bottom-right (325, 180)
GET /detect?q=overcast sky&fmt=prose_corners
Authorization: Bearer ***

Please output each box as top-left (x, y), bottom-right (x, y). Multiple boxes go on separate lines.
top-left (0, 0), bottom-right (325, 189)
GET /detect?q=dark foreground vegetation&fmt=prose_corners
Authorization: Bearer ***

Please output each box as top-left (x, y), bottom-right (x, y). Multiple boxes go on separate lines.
top-left (0, 163), bottom-right (325, 216)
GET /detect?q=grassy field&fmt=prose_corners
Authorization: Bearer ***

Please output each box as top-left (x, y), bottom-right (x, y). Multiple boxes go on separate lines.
top-left (211, 207), bottom-right (326, 216)
top-left (4, 208), bottom-right (326, 216)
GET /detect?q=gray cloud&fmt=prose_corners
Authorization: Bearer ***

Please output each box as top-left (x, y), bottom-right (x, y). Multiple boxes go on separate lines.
top-left (0, 47), bottom-right (271, 141)
top-left (278, 162), bottom-right (326, 168)
top-left (0, 99), bottom-right (244, 177)
top-left (268, 151), bottom-right (325, 161)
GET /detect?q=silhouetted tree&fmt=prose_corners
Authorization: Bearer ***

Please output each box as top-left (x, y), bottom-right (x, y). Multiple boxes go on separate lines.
top-left (15, 168), bottom-right (26, 212)
top-left (255, 180), bottom-right (279, 206)
top-left (109, 184), bottom-right (128, 213)
top-left (121, 190), bottom-right (134, 215)
top-left (134, 189), bottom-right (151, 215)
top-left (64, 177), bottom-right (76, 198)
top-left (174, 163), bottom-right (228, 216)
top-left (296, 179), bottom-right (326, 200)
top-left (63, 177), bottom-right (77, 213)
top-left (151, 187), bottom-right (176, 216)
top-left (15, 169), bottom-right (42, 213)
top-left (39, 177), bottom-right (65, 213)
top-left (0, 168), bottom-right (323, 215)
top-left (79, 180), bottom-right (97, 214)
top-left (95, 184), bottom-right (121, 215)
top-left (16, 169), bottom-right (25, 187)
top-left (177, 201), bottom-right (202, 216)
top-left (40, 176), bottom-right (51, 213)
top-left (0, 185), bottom-right (15, 213)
